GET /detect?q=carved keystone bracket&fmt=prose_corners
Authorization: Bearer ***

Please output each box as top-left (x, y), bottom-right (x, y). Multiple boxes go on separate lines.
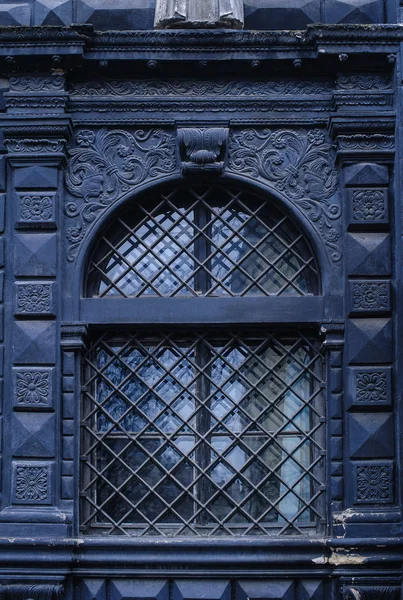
top-left (155, 0), bottom-right (244, 29)
top-left (178, 127), bottom-right (229, 175)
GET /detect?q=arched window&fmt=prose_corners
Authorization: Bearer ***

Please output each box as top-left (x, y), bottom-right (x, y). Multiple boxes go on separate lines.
top-left (80, 184), bottom-right (326, 537)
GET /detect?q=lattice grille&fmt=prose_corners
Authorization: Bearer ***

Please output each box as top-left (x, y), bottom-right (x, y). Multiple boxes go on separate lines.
top-left (87, 186), bottom-right (319, 298)
top-left (81, 330), bottom-right (325, 537)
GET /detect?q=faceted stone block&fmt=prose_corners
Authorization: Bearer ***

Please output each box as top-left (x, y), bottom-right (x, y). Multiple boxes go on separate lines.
top-left (349, 412), bottom-right (394, 458)
top-left (0, 3), bottom-right (31, 26)
top-left (13, 321), bottom-right (57, 364)
top-left (110, 580), bottom-right (169, 600)
top-left (344, 162), bottom-right (389, 187)
top-left (12, 412), bottom-right (55, 457)
top-left (11, 460), bottom-right (52, 504)
top-left (34, 0), bottom-right (72, 24)
top-left (244, 0), bottom-right (320, 30)
top-left (12, 366), bottom-right (55, 410)
top-left (173, 582), bottom-right (230, 600)
top-left (76, 0), bottom-right (152, 29)
top-left (347, 318), bottom-right (392, 364)
top-left (299, 580), bottom-right (324, 600)
top-left (353, 461), bottom-right (393, 504)
top-left (346, 233), bottom-right (391, 276)
top-left (235, 580), bottom-right (294, 600)
top-left (324, 0), bottom-right (384, 24)
top-left (81, 580), bottom-right (107, 600)
top-left (14, 166), bottom-right (58, 189)
top-left (14, 234), bottom-right (57, 277)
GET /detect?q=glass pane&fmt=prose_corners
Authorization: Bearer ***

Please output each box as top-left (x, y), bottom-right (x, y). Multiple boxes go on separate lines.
top-left (81, 331), bottom-right (325, 536)
top-left (88, 186), bottom-right (319, 298)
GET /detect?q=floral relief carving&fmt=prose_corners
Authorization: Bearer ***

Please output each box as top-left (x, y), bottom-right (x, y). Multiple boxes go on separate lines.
top-left (19, 195), bottom-right (53, 222)
top-left (228, 128), bottom-right (341, 261)
top-left (353, 282), bottom-right (389, 311)
top-left (65, 128), bottom-right (177, 261)
top-left (352, 189), bottom-right (386, 221)
top-left (16, 371), bottom-right (50, 405)
top-left (14, 465), bottom-right (49, 502)
top-left (16, 284), bottom-right (51, 314)
top-left (356, 465), bottom-right (392, 502)
top-left (9, 75), bottom-right (65, 91)
top-left (356, 372), bottom-right (387, 403)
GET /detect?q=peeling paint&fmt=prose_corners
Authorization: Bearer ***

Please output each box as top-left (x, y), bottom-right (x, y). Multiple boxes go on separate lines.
top-left (312, 550), bottom-right (368, 566)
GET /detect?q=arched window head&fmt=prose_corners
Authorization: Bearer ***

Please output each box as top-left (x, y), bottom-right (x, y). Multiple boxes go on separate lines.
top-left (86, 185), bottom-right (320, 299)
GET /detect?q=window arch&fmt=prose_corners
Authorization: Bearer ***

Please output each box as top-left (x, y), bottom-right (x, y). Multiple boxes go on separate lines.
top-left (86, 184), bottom-right (320, 299)
top-left (80, 182), bottom-right (326, 538)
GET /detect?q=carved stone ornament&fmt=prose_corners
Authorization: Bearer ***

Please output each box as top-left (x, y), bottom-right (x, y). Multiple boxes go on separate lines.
top-left (179, 127), bottom-right (228, 174)
top-left (346, 587), bottom-right (401, 600)
top-left (0, 584), bottom-right (63, 600)
top-left (228, 129), bottom-right (341, 261)
top-left (65, 128), bottom-right (176, 261)
top-left (154, 0), bottom-right (244, 29)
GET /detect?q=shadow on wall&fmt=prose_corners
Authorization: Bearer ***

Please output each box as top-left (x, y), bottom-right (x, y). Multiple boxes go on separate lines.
top-left (0, 0), bottom-right (385, 29)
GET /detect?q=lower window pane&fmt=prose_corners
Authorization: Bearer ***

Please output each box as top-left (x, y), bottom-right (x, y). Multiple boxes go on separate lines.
top-left (81, 330), bottom-right (325, 536)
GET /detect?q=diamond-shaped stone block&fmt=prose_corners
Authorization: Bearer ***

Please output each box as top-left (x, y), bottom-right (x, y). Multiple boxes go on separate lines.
top-left (110, 580), bottom-right (169, 600)
top-left (349, 412), bottom-right (394, 458)
top-left (81, 579), bottom-right (106, 600)
top-left (347, 233), bottom-right (391, 276)
top-left (173, 581), bottom-right (230, 600)
top-left (0, 3), bottom-right (30, 25)
top-left (34, 0), bottom-right (72, 24)
top-left (299, 580), bottom-right (324, 600)
top-left (244, 0), bottom-right (320, 30)
top-left (14, 166), bottom-right (58, 189)
top-left (76, 0), bottom-right (148, 29)
top-left (235, 580), bottom-right (294, 600)
top-left (324, 0), bottom-right (384, 25)
top-left (347, 318), bottom-right (392, 364)
top-left (14, 234), bottom-right (57, 276)
top-left (12, 412), bottom-right (55, 457)
top-left (344, 162), bottom-right (389, 187)
top-left (13, 321), bottom-right (56, 364)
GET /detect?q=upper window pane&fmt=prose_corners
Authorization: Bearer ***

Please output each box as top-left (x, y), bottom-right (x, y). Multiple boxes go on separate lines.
top-left (87, 185), bottom-right (319, 298)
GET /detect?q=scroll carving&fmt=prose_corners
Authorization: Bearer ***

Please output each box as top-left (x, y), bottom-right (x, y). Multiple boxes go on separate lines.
top-left (228, 129), bottom-right (341, 261)
top-left (65, 128), bottom-right (176, 261)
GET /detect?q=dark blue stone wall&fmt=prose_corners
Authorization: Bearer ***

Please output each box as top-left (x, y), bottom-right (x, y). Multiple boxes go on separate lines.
top-left (0, 0), bottom-right (386, 29)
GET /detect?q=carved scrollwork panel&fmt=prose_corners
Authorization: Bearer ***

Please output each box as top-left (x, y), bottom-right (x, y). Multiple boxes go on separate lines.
top-left (64, 128), bottom-right (177, 261)
top-left (228, 128), bottom-right (341, 261)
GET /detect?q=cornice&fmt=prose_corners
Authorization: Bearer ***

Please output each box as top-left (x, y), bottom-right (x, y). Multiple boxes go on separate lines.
top-left (0, 25), bottom-right (400, 63)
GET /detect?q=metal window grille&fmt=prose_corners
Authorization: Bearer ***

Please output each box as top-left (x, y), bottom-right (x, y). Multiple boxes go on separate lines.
top-left (81, 330), bottom-right (325, 537)
top-left (86, 185), bottom-right (319, 299)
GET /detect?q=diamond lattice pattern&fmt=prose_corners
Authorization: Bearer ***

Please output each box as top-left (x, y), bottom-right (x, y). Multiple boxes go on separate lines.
top-left (87, 186), bottom-right (319, 298)
top-left (81, 330), bottom-right (325, 537)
